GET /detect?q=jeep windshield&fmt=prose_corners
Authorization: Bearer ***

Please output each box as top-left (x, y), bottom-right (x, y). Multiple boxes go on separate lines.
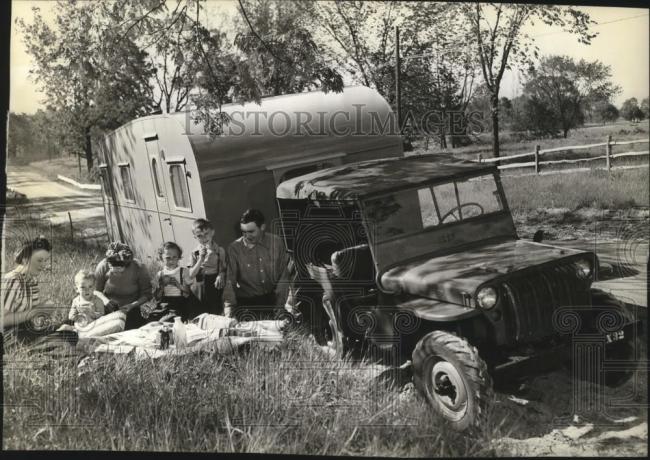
top-left (361, 172), bottom-right (517, 273)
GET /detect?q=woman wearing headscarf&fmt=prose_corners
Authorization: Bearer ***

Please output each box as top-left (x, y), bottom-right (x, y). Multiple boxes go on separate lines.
top-left (2, 236), bottom-right (77, 349)
top-left (94, 242), bottom-right (152, 330)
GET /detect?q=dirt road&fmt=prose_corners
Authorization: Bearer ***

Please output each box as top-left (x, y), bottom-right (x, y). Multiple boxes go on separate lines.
top-left (6, 167), bottom-right (107, 246)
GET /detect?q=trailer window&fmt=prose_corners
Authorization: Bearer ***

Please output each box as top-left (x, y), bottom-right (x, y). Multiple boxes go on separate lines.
top-left (151, 158), bottom-right (164, 198)
top-left (119, 165), bottom-right (135, 202)
top-left (169, 164), bottom-right (191, 210)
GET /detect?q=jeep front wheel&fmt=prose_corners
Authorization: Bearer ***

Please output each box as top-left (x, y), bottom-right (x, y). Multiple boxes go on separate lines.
top-left (412, 331), bottom-right (493, 431)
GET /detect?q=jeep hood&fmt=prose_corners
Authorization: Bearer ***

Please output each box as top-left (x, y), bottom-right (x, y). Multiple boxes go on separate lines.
top-left (379, 239), bottom-right (592, 305)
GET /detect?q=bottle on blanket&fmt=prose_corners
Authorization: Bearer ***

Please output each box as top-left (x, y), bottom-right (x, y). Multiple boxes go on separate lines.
top-left (173, 317), bottom-right (187, 349)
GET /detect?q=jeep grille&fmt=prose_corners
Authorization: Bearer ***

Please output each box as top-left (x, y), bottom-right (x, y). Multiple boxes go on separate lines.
top-left (499, 264), bottom-right (590, 342)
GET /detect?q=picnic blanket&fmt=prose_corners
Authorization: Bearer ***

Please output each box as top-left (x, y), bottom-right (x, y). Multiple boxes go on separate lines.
top-left (81, 313), bottom-right (286, 360)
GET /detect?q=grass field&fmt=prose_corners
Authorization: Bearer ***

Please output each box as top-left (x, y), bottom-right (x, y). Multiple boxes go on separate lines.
top-left (2, 217), bottom-right (507, 454)
top-left (4, 121), bottom-right (648, 453)
top-left (503, 168), bottom-right (649, 212)
top-left (417, 119), bottom-right (650, 160)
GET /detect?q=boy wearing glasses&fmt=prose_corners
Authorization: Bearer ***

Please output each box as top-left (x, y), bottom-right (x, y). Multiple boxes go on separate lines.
top-left (189, 218), bottom-right (227, 315)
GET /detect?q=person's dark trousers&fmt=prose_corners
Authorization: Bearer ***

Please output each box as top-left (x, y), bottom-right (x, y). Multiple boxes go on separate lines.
top-left (202, 273), bottom-right (224, 316)
top-left (234, 293), bottom-right (278, 321)
top-left (125, 307), bottom-right (147, 330)
top-left (159, 295), bottom-right (191, 321)
top-left (124, 296), bottom-right (197, 330)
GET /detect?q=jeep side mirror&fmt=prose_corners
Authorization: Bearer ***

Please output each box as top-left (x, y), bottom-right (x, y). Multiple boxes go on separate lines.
top-left (532, 229), bottom-right (544, 243)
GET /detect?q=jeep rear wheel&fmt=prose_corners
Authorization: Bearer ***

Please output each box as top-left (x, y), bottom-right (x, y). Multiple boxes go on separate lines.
top-left (413, 331), bottom-right (493, 431)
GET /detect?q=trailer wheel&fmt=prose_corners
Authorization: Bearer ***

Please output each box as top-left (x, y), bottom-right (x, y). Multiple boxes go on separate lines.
top-left (413, 331), bottom-right (493, 431)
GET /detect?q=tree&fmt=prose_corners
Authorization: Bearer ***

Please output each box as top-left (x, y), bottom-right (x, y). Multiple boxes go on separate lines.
top-left (511, 95), bottom-right (560, 137)
top-left (620, 98), bottom-right (644, 122)
top-left (594, 101), bottom-right (619, 124)
top-left (18, 1), bottom-right (156, 170)
top-left (309, 1), bottom-right (475, 147)
top-left (460, 3), bottom-right (596, 156)
top-left (639, 97), bottom-right (649, 120)
top-left (233, 0), bottom-right (343, 100)
top-left (308, 1), bottom-right (408, 97)
top-left (7, 113), bottom-right (33, 159)
top-left (413, 3), bottom-right (478, 148)
top-left (522, 55), bottom-right (619, 138)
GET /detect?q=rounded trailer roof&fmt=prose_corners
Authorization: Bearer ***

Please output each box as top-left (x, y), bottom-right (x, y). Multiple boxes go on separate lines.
top-left (276, 154), bottom-right (496, 201)
top-left (168, 86), bottom-right (403, 181)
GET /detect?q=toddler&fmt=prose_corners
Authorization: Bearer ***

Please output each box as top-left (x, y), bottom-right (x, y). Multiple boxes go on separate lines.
top-left (68, 270), bottom-right (105, 327)
top-left (67, 270), bottom-right (126, 337)
top-left (152, 241), bottom-right (194, 321)
top-left (189, 218), bottom-right (226, 315)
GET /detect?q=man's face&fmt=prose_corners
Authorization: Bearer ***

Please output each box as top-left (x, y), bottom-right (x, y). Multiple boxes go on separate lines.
top-left (240, 221), bottom-right (265, 245)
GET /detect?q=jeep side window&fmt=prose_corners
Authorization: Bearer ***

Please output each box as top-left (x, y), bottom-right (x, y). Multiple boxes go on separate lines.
top-left (417, 188), bottom-right (441, 227)
top-left (455, 176), bottom-right (503, 216)
top-left (429, 182), bottom-right (457, 224)
top-left (364, 190), bottom-right (424, 238)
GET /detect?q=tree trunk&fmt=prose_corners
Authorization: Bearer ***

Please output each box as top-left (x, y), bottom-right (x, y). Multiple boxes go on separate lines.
top-left (491, 93), bottom-right (500, 159)
top-left (439, 116), bottom-right (447, 149)
top-left (84, 127), bottom-right (93, 171)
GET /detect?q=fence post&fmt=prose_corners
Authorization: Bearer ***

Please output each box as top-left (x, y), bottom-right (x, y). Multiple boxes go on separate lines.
top-left (606, 135), bottom-right (612, 172)
top-left (535, 145), bottom-right (540, 174)
top-left (68, 212), bottom-right (74, 242)
top-left (477, 154), bottom-right (482, 163)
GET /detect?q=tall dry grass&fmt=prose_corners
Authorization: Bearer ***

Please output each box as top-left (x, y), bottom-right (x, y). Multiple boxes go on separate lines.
top-left (2, 217), bottom-right (508, 454)
top-left (3, 332), bottom-right (508, 454)
top-left (502, 168), bottom-right (649, 212)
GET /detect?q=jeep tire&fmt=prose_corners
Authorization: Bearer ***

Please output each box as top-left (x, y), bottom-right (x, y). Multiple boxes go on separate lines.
top-left (413, 331), bottom-right (493, 431)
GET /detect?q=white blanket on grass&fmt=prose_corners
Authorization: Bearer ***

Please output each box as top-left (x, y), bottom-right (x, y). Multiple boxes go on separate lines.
top-left (84, 314), bottom-right (285, 359)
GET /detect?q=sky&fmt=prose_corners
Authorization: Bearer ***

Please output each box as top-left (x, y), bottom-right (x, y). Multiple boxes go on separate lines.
top-left (9, 0), bottom-right (650, 114)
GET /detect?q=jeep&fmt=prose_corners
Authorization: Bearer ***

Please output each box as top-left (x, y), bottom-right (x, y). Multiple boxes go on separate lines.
top-left (275, 154), bottom-right (641, 430)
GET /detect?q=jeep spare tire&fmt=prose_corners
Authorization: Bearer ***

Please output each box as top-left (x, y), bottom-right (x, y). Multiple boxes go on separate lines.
top-left (412, 331), bottom-right (493, 431)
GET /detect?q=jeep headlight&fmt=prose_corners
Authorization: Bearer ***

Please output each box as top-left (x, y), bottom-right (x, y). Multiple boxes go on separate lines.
top-left (476, 287), bottom-right (498, 309)
top-left (575, 259), bottom-right (592, 279)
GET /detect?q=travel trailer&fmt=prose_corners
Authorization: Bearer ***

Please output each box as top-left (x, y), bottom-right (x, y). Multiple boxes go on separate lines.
top-left (96, 86), bottom-right (403, 265)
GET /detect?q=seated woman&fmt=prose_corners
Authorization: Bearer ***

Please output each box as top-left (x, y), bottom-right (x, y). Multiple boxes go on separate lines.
top-left (94, 242), bottom-right (152, 330)
top-left (2, 236), bottom-right (77, 350)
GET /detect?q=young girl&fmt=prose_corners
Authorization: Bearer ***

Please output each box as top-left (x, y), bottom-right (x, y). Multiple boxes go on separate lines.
top-left (150, 241), bottom-right (195, 321)
top-left (68, 270), bottom-right (125, 338)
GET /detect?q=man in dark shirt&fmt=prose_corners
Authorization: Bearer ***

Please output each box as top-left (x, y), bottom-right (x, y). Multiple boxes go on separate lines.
top-left (223, 209), bottom-right (293, 320)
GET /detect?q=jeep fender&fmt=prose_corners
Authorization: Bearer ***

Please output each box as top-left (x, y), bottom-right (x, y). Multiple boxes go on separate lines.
top-left (397, 297), bottom-right (480, 322)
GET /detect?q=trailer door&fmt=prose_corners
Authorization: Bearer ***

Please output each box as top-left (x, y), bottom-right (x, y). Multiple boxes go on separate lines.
top-left (144, 135), bottom-right (176, 243)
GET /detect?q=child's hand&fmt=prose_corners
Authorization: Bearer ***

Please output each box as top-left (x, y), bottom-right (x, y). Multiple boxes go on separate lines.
top-left (199, 246), bottom-right (208, 260)
top-left (215, 274), bottom-right (225, 289)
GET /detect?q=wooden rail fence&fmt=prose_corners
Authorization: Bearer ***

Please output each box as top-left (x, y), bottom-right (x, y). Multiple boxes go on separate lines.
top-left (477, 136), bottom-right (649, 174)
